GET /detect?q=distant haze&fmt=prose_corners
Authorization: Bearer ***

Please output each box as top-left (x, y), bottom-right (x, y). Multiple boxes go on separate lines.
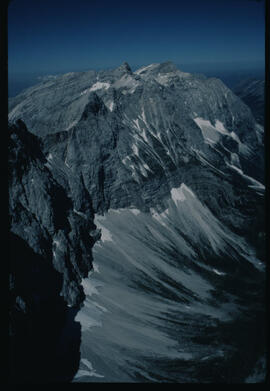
top-left (8, 61), bottom-right (264, 97)
top-left (8, 0), bottom-right (265, 96)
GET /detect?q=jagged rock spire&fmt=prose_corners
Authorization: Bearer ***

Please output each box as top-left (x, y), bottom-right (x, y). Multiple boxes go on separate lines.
top-left (113, 61), bottom-right (132, 77)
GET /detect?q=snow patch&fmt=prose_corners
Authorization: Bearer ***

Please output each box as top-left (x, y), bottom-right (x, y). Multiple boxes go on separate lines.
top-left (171, 183), bottom-right (195, 204)
top-left (89, 82), bottom-right (110, 92)
top-left (134, 63), bottom-right (159, 74)
top-left (133, 118), bottom-right (148, 142)
top-left (107, 101), bottom-right (114, 111)
top-left (143, 163), bottom-right (151, 172)
top-left (65, 120), bottom-right (78, 130)
top-left (227, 164), bottom-right (244, 175)
top-left (130, 209), bottom-right (140, 215)
top-left (138, 164), bottom-right (148, 177)
top-left (214, 120), bottom-right (228, 135)
top-left (230, 131), bottom-right (241, 143)
top-left (74, 209), bottom-right (87, 219)
top-left (81, 278), bottom-right (100, 297)
top-left (213, 268), bottom-right (226, 276)
top-left (156, 74), bottom-right (171, 86)
top-left (230, 153), bottom-right (241, 167)
top-left (194, 117), bottom-right (240, 146)
top-left (78, 358), bottom-right (104, 378)
top-left (53, 239), bottom-right (61, 248)
top-left (150, 208), bottom-right (169, 227)
top-left (227, 163), bottom-right (265, 190)
top-left (98, 225), bottom-right (113, 242)
top-left (132, 143), bottom-right (139, 156)
top-left (122, 156), bottom-right (131, 166)
top-left (47, 153), bottom-right (53, 161)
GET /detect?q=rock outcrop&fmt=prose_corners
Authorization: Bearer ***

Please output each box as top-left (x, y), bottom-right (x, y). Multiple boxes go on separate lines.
top-left (233, 78), bottom-right (265, 126)
top-left (9, 120), bottom-right (100, 382)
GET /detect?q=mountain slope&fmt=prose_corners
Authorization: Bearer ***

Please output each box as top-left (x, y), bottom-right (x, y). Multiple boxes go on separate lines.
top-left (8, 61), bottom-right (266, 383)
top-left (75, 186), bottom-right (265, 382)
top-left (233, 78), bottom-right (265, 126)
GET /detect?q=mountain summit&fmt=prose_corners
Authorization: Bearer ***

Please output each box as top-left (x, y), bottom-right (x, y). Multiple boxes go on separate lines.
top-left (9, 61), bottom-right (266, 383)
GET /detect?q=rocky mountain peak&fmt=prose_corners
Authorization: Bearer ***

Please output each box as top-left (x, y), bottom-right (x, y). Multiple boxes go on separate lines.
top-left (155, 60), bottom-right (179, 73)
top-left (8, 60), bottom-right (266, 383)
top-left (113, 61), bottom-right (133, 77)
top-left (134, 61), bottom-right (190, 81)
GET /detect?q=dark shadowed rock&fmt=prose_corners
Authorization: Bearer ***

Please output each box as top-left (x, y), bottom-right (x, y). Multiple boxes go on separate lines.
top-left (8, 120), bottom-right (100, 383)
top-left (233, 78), bottom-right (265, 125)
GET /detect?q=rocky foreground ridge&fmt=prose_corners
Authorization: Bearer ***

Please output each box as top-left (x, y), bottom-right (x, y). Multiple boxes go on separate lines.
top-left (8, 61), bottom-right (265, 382)
top-left (9, 120), bottom-right (100, 382)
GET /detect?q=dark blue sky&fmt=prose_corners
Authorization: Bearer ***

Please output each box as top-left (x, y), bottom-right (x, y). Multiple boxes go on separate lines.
top-left (8, 0), bottom-right (265, 75)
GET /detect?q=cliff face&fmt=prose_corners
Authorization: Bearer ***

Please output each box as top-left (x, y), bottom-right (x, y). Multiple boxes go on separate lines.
top-left (233, 78), bottom-right (265, 126)
top-left (9, 120), bottom-right (100, 382)
top-left (8, 62), bottom-right (265, 383)
top-left (9, 119), bottom-right (100, 305)
top-left (9, 62), bottom-right (264, 251)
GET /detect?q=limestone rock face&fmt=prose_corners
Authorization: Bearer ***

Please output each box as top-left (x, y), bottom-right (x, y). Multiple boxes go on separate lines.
top-left (233, 78), bottom-right (265, 125)
top-left (9, 62), bottom-right (264, 234)
top-left (8, 62), bottom-right (265, 382)
top-left (9, 119), bottom-right (99, 306)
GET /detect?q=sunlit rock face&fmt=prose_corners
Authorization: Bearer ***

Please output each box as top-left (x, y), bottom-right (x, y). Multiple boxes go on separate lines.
top-left (9, 62), bottom-right (266, 383)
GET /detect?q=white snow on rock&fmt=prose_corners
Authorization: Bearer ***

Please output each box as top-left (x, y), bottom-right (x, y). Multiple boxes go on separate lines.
top-left (132, 143), bottom-right (139, 156)
top-left (138, 163), bottom-right (148, 177)
top-left (194, 117), bottom-right (244, 149)
top-left (95, 217), bottom-right (113, 242)
top-left (227, 163), bottom-right (265, 190)
top-left (155, 71), bottom-right (190, 86)
top-left (214, 120), bottom-right (229, 135)
top-left (171, 183), bottom-right (195, 204)
top-left (73, 209), bottom-right (87, 219)
top-left (47, 153), bottom-right (53, 161)
top-left (63, 72), bottom-right (75, 78)
top-left (106, 101), bottom-right (114, 111)
top-left (53, 239), bottom-right (61, 248)
top-left (134, 63), bottom-right (160, 74)
top-left (65, 120), bottom-right (78, 130)
top-left (150, 207), bottom-right (169, 227)
top-left (130, 209), bottom-right (140, 215)
top-left (155, 73), bottom-right (172, 86)
top-left (132, 118), bottom-right (148, 142)
top-left (113, 74), bottom-right (140, 93)
top-left (81, 278), bottom-right (100, 297)
top-left (98, 225), bottom-right (113, 242)
top-left (75, 278), bottom-right (105, 332)
top-left (80, 81), bottom-right (111, 96)
top-left (230, 152), bottom-right (241, 167)
top-left (74, 358), bottom-right (104, 379)
top-left (230, 131), bottom-right (241, 143)
top-left (212, 268), bottom-right (226, 276)
top-left (143, 163), bottom-right (151, 172)
top-left (194, 117), bottom-right (221, 144)
top-left (122, 156), bottom-right (130, 166)
top-left (227, 164), bottom-right (244, 175)
top-left (89, 82), bottom-right (111, 92)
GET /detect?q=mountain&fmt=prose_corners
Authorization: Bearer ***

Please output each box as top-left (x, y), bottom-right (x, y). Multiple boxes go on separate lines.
top-left (9, 120), bottom-right (100, 382)
top-left (8, 61), bottom-right (266, 383)
top-left (233, 78), bottom-right (265, 126)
